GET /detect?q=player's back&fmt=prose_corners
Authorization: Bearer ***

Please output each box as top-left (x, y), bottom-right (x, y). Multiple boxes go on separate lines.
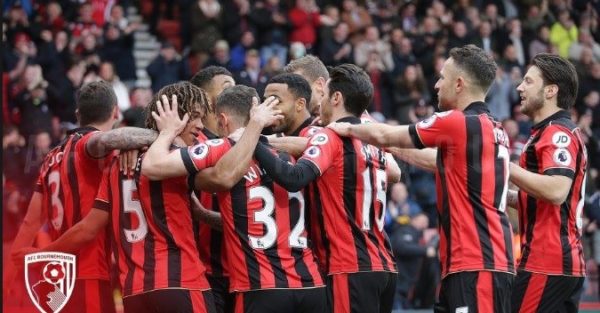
top-left (94, 157), bottom-right (210, 297)
top-left (200, 139), bottom-right (324, 292)
top-left (38, 127), bottom-right (111, 280)
top-left (408, 103), bottom-right (515, 277)
top-left (300, 117), bottom-right (397, 275)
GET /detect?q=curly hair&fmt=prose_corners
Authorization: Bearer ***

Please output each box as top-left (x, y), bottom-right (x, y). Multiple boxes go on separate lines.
top-left (144, 82), bottom-right (210, 130)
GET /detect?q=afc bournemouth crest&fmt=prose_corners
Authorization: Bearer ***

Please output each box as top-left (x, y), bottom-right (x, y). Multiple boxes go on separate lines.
top-left (24, 252), bottom-right (76, 313)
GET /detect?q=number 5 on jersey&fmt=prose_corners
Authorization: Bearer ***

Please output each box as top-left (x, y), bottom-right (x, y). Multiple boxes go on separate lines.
top-left (122, 179), bottom-right (148, 243)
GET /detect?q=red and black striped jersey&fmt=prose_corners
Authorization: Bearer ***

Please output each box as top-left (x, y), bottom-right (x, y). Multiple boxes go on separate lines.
top-left (408, 102), bottom-right (515, 278)
top-left (94, 157), bottom-right (210, 297)
top-left (36, 127), bottom-right (112, 280)
top-left (517, 110), bottom-right (587, 276)
top-left (299, 116), bottom-right (397, 275)
top-left (181, 138), bottom-right (324, 292)
top-left (194, 129), bottom-right (229, 278)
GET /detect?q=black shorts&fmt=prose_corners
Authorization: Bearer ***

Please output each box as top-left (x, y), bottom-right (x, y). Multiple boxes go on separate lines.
top-left (234, 287), bottom-right (326, 313)
top-left (512, 271), bottom-right (584, 313)
top-left (62, 279), bottom-right (116, 313)
top-left (327, 271), bottom-right (396, 313)
top-left (208, 275), bottom-right (234, 313)
top-left (123, 289), bottom-right (216, 313)
top-left (435, 271), bottom-right (514, 313)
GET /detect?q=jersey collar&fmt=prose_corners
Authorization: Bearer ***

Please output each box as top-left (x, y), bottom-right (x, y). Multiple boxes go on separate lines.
top-left (336, 116), bottom-right (362, 124)
top-left (290, 117), bottom-right (314, 137)
top-left (532, 110), bottom-right (571, 130)
top-left (66, 126), bottom-right (99, 136)
top-left (463, 101), bottom-right (490, 115)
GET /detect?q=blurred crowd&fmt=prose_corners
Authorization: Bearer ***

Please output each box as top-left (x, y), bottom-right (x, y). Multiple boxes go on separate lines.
top-left (3, 0), bottom-right (600, 310)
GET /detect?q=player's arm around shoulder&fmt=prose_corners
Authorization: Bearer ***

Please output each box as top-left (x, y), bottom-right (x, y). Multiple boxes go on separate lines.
top-left (85, 127), bottom-right (158, 159)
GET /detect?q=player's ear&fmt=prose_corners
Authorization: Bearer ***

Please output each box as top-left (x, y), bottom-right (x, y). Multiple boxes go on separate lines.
top-left (112, 106), bottom-right (119, 120)
top-left (455, 76), bottom-right (465, 94)
top-left (545, 84), bottom-right (558, 99)
top-left (296, 98), bottom-right (306, 112)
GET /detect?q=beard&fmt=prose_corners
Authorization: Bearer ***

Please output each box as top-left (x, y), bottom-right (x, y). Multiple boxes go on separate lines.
top-left (520, 89), bottom-right (544, 117)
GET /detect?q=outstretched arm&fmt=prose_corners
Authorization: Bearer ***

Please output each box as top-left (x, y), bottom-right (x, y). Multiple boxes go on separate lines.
top-left (86, 127), bottom-right (158, 158)
top-left (267, 136), bottom-right (309, 157)
top-left (328, 122), bottom-right (415, 148)
top-left (386, 147), bottom-right (437, 172)
top-left (509, 163), bottom-right (572, 205)
top-left (253, 143), bottom-right (320, 192)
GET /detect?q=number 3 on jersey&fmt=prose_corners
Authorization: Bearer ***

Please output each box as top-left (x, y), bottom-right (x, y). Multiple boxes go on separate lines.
top-left (249, 186), bottom-right (307, 250)
top-left (122, 179), bottom-right (148, 243)
top-left (48, 170), bottom-right (64, 230)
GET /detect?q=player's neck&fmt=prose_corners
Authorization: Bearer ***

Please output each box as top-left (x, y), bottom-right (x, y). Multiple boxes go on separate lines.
top-left (87, 120), bottom-right (114, 132)
top-left (455, 94), bottom-right (485, 111)
top-left (286, 112), bottom-right (311, 136)
top-left (531, 103), bottom-right (562, 125)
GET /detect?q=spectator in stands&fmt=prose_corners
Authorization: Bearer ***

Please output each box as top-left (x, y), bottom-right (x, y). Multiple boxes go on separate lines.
top-left (486, 66), bottom-right (519, 121)
top-left (340, 0), bottom-right (372, 41)
top-left (235, 49), bottom-right (268, 96)
top-left (393, 64), bottom-right (429, 124)
top-left (69, 2), bottom-right (102, 39)
top-left (99, 62), bottom-right (131, 112)
top-left (43, 2), bottom-right (66, 34)
top-left (500, 18), bottom-right (526, 67)
top-left (529, 25), bottom-right (552, 61)
top-left (386, 182), bottom-right (423, 232)
top-left (399, 2), bottom-right (419, 35)
top-left (319, 22), bottom-right (353, 66)
top-left (391, 213), bottom-right (438, 309)
top-left (189, 0), bottom-right (223, 56)
top-left (447, 20), bottom-right (471, 49)
top-left (100, 23), bottom-right (137, 85)
top-left (3, 125), bottom-right (26, 187)
top-left (318, 5), bottom-right (340, 44)
top-left (288, 0), bottom-right (324, 52)
top-left (221, 0), bottom-right (253, 46)
top-left (13, 65), bottom-right (52, 139)
top-left (550, 9), bottom-right (579, 58)
top-left (569, 29), bottom-right (600, 62)
top-left (230, 30), bottom-right (257, 72)
top-left (23, 130), bottom-right (51, 184)
top-left (204, 40), bottom-right (233, 70)
top-left (354, 25), bottom-right (394, 71)
top-left (146, 42), bottom-right (190, 92)
top-left (122, 87), bottom-right (152, 128)
top-left (471, 20), bottom-right (497, 57)
top-left (251, 0), bottom-right (291, 66)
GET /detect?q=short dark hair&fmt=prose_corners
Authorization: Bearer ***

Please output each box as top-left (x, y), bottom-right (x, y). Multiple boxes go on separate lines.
top-left (268, 73), bottom-right (312, 104)
top-left (76, 81), bottom-right (117, 126)
top-left (216, 85), bottom-right (259, 125)
top-left (145, 82), bottom-right (210, 130)
top-left (449, 44), bottom-right (497, 94)
top-left (328, 64), bottom-right (373, 116)
top-left (190, 66), bottom-right (233, 90)
top-left (283, 55), bottom-right (329, 82)
top-left (531, 53), bottom-right (578, 110)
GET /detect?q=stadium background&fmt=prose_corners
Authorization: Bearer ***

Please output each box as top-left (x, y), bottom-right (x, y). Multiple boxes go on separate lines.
top-left (2, 0), bottom-right (600, 312)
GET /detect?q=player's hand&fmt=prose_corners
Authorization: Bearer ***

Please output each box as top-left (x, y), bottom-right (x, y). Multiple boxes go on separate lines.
top-left (119, 149), bottom-right (140, 176)
top-left (12, 247), bottom-right (40, 266)
top-left (152, 94), bottom-right (189, 135)
top-left (327, 122), bottom-right (352, 137)
top-left (250, 96), bottom-right (283, 128)
top-left (228, 127), bottom-right (245, 142)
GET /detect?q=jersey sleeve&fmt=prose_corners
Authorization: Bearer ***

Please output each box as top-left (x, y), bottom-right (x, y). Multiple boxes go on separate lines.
top-left (179, 138), bottom-right (231, 175)
top-left (408, 111), bottom-right (462, 149)
top-left (298, 130), bottom-right (338, 176)
top-left (536, 126), bottom-right (579, 178)
top-left (93, 163), bottom-right (113, 212)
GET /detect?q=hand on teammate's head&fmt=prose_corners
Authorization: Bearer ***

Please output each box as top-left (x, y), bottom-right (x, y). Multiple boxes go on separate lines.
top-left (250, 96), bottom-right (284, 128)
top-left (151, 94), bottom-right (189, 135)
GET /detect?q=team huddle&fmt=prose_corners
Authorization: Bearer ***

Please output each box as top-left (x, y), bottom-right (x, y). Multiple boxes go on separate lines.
top-left (6, 45), bottom-right (588, 313)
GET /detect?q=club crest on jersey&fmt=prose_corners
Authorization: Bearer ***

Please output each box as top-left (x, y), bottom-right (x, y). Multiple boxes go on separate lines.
top-left (553, 148), bottom-right (572, 166)
top-left (25, 252), bottom-right (76, 313)
top-left (206, 139), bottom-right (224, 147)
top-left (551, 132), bottom-right (571, 148)
top-left (310, 134), bottom-right (329, 146)
top-left (191, 144), bottom-right (209, 160)
top-left (304, 146), bottom-right (321, 158)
